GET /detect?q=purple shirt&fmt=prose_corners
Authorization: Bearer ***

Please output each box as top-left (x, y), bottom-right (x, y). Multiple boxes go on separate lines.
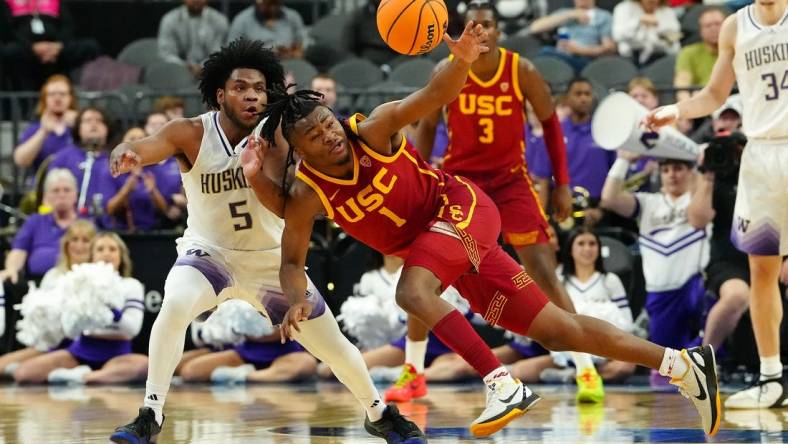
top-left (49, 146), bottom-right (116, 226)
top-left (109, 165), bottom-right (164, 231)
top-left (531, 117), bottom-right (616, 199)
top-left (16, 121), bottom-right (73, 172)
top-left (151, 157), bottom-right (183, 203)
top-left (12, 213), bottom-right (67, 276)
top-left (525, 124), bottom-right (545, 172)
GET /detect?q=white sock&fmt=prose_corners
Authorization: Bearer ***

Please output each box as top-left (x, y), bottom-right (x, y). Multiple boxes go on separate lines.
top-left (144, 381), bottom-right (168, 426)
top-left (291, 309), bottom-right (385, 422)
top-left (405, 338), bottom-right (428, 374)
top-left (483, 366), bottom-right (516, 389)
top-left (571, 352), bottom-right (595, 375)
top-left (760, 355), bottom-right (782, 380)
top-left (658, 348), bottom-right (689, 379)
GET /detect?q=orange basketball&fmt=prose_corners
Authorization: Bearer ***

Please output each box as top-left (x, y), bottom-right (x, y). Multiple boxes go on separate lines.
top-left (377, 0), bottom-right (448, 56)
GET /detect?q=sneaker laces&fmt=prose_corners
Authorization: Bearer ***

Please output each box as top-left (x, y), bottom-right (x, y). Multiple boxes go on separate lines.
top-left (393, 365), bottom-right (416, 388)
top-left (125, 410), bottom-right (156, 436)
top-left (389, 408), bottom-right (422, 438)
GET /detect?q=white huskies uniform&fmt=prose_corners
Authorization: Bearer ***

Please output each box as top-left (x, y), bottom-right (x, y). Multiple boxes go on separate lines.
top-left (731, 5), bottom-right (788, 255)
top-left (172, 112), bottom-right (325, 324)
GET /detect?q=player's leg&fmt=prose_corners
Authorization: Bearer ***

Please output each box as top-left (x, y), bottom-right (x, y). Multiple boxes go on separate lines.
top-left (85, 354), bottom-right (148, 384)
top-left (245, 351), bottom-right (317, 383)
top-left (319, 344), bottom-right (405, 379)
top-left (703, 278), bottom-right (749, 351)
top-left (110, 263), bottom-right (222, 443)
top-left (0, 348), bottom-right (42, 377)
top-left (13, 349), bottom-right (79, 383)
top-left (179, 350), bottom-right (244, 382)
top-left (385, 317), bottom-right (430, 403)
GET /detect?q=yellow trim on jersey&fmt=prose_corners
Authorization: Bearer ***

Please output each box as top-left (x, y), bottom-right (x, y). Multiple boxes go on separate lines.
top-left (468, 48), bottom-right (506, 88)
top-left (300, 150), bottom-right (359, 186)
top-left (349, 113), bottom-right (407, 164)
top-left (402, 149), bottom-right (440, 180)
top-left (453, 175), bottom-right (477, 230)
top-left (521, 166), bottom-right (548, 221)
top-left (296, 170), bottom-right (335, 220)
top-left (511, 52), bottom-right (524, 102)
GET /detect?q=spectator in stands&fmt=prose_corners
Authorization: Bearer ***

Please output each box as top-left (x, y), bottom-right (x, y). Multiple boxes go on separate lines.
top-left (674, 7), bottom-right (726, 101)
top-left (0, 0), bottom-right (100, 90)
top-left (687, 134), bottom-right (749, 354)
top-left (122, 127), bottom-right (146, 144)
top-left (612, 0), bottom-right (681, 66)
top-left (227, 0), bottom-right (305, 59)
top-left (0, 169), bottom-right (79, 283)
top-left (601, 154), bottom-right (718, 386)
top-left (529, 0), bottom-right (616, 72)
top-left (311, 74), bottom-right (337, 109)
top-left (343, 0), bottom-right (399, 65)
top-left (153, 96), bottom-right (185, 120)
top-left (532, 78), bottom-right (615, 207)
top-left (14, 232), bottom-right (148, 384)
top-left (48, 106), bottom-right (117, 223)
top-left (157, 0), bottom-right (229, 78)
top-left (144, 112), bottom-right (168, 137)
top-left (624, 77), bottom-right (661, 192)
top-left (691, 94), bottom-right (742, 143)
top-left (0, 219), bottom-right (96, 379)
top-left (13, 74), bottom-right (78, 171)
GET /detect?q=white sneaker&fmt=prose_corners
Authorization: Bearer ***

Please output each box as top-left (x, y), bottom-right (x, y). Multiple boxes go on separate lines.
top-left (469, 379), bottom-right (540, 437)
top-left (47, 365), bottom-right (91, 384)
top-left (670, 345), bottom-right (721, 436)
top-left (211, 364), bottom-right (254, 384)
top-left (725, 376), bottom-right (788, 409)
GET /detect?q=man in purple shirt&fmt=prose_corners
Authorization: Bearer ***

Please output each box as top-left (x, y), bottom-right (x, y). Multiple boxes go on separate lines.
top-left (48, 107), bottom-right (117, 225)
top-left (531, 78), bottom-right (615, 202)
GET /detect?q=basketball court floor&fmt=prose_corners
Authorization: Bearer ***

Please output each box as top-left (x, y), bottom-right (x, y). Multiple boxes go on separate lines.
top-left (0, 382), bottom-right (785, 443)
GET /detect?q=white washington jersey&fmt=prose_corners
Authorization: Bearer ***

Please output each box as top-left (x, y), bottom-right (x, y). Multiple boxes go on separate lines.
top-left (180, 112), bottom-right (284, 251)
top-left (557, 269), bottom-right (633, 333)
top-left (634, 191), bottom-right (711, 292)
top-left (733, 5), bottom-right (788, 140)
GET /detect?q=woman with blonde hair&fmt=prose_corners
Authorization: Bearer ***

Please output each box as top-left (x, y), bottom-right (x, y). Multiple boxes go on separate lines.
top-left (14, 232), bottom-right (148, 384)
top-left (13, 74), bottom-right (79, 171)
top-left (0, 219), bottom-right (97, 378)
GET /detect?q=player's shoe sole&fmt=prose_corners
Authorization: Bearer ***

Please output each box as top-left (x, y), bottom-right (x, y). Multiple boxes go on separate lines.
top-left (469, 391), bottom-right (540, 437)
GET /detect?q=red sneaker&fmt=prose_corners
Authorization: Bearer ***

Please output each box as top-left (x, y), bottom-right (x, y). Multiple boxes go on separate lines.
top-left (384, 364), bottom-right (428, 403)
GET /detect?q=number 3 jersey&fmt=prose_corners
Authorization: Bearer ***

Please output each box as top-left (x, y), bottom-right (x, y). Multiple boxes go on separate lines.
top-left (180, 112), bottom-right (284, 251)
top-left (733, 4), bottom-right (788, 140)
top-left (443, 48), bottom-right (527, 179)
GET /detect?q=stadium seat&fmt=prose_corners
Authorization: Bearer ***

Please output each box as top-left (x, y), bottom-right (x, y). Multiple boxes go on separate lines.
top-left (427, 42), bottom-right (450, 62)
top-left (389, 58), bottom-right (436, 88)
top-left (282, 58), bottom-right (318, 89)
top-left (143, 61), bottom-right (196, 92)
top-left (309, 14), bottom-right (351, 50)
top-left (530, 55), bottom-right (575, 90)
top-left (500, 35), bottom-right (542, 58)
top-left (355, 80), bottom-right (409, 114)
top-left (599, 235), bottom-right (634, 276)
top-left (640, 54), bottom-right (676, 88)
top-left (329, 57), bottom-right (384, 89)
top-left (117, 38), bottom-right (165, 68)
top-left (581, 56), bottom-right (638, 90)
top-left (304, 43), bottom-right (351, 73)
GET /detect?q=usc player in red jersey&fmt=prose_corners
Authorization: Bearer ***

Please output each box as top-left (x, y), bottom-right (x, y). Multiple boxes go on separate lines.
top-left (242, 21), bottom-right (720, 439)
top-left (408, 1), bottom-right (603, 404)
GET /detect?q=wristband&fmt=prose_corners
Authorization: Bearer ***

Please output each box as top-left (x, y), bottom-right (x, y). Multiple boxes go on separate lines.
top-left (607, 158), bottom-right (630, 181)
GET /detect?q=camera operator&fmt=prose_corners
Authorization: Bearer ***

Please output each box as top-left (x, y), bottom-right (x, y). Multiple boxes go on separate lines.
top-left (687, 132), bottom-right (750, 352)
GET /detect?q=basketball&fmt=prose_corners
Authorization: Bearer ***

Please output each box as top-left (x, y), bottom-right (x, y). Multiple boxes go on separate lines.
top-left (376, 0), bottom-right (449, 56)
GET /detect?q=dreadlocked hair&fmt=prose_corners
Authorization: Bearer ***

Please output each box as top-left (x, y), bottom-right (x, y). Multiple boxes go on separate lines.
top-left (260, 86), bottom-right (325, 197)
top-left (199, 38), bottom-right (285, 110)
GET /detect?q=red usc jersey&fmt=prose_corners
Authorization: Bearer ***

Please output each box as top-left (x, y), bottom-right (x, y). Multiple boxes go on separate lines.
top-left (296, 114), bottom-right (462, 257)
top-left (444, 48), bottom-right (527, 180)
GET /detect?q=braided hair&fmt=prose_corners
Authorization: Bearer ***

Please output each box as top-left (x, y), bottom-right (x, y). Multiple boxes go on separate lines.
top-left (259, 86), bottom-right (325, 196)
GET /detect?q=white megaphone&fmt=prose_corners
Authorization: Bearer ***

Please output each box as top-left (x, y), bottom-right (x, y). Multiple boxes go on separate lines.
top-left (592, 92), bottom-right (699, 161)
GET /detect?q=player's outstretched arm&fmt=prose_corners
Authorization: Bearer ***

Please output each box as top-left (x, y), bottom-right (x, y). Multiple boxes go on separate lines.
top-left (358, 21), bottom-right (488, 152)
top-left (109, 118), bottom-right (197, 177)
top-left (643, 16), bottom-right (737, 130)
top-left (279, 182), bottom-right (324, 342)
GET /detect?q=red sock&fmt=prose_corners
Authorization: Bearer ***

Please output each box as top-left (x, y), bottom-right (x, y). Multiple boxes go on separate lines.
top-left (431, 310), bottom-right (501, 377)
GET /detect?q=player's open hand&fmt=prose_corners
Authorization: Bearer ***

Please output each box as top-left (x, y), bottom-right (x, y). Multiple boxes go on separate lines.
top-left (444, 21), bottom-right (489, 64)
top-left (552, 184), bottom-right (573, 222)
top-left (641, 105), bottom-right (679, 132)
top-left (110, 147), bottom-right (141, 177)
top-left (241, 135), bottom-right (269, 182)
top-left (280, 300), bottom-right (312, 343)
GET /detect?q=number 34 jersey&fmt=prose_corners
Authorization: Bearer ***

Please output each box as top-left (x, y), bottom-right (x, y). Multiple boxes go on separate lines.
top-left (733, 4), bottom-right (788, 140)
top-left (444, 48), bottom-right (527, 179)
top-left (180, 111), bottom-right (284, 252)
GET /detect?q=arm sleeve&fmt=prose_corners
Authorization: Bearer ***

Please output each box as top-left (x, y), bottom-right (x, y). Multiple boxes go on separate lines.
top-left (157, 13), bottom-right (184, 64)
top-left (598, 11), bottom-right (613, 39)
top-left (540, 112), bottom-right (570, 185)
top-left (211, 11), bottom-right (230, 52)
top-left (11, 216), bottom-right (38, 253)
top-left (611, 3), bottom-right (638, 42)
top-left (112, 279), bottom-right (145, 337)
top-left (605, 273), bottom-right (634, 329)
